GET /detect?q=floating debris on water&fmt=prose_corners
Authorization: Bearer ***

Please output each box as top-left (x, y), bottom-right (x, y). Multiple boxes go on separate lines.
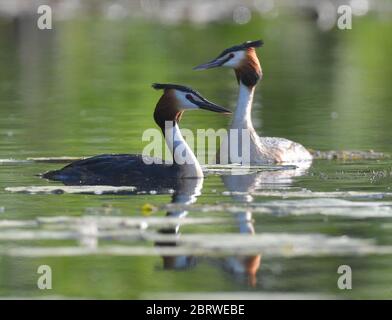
top-left (26, 156), bottom-right (84, 163)
top-left (5, 185), bottom-right (137, 195)
top-left (141, 203), bottom-right (157, 215)
top-left (2, 233), bottom-right (391, 258)
top-left (0, 230), bottom-right (80, 241)
top-left (257, 198), bottom-right (392, 218)
top-left (6, 185), bottom-right (190, 196)
top-left (224, 189), bottom-right (392, 200)
top-left (0, 220), bottom-right (37, 228)
top-left (164, 198), bottom-right (392, 219)
top-left (35, 215), bottom-right (228, 229)
top-left (203, 163), bottom-right (298, 175)
top-left (0, 216), bottom-right (230, 242)
top-left (310, 149), bottom-right (387, 160)
top-left (0, 159), bottom-right (32, 165)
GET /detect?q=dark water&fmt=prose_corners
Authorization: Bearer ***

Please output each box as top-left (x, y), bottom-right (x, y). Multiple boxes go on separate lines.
top-left (1, 13), bottom-right (392, 299)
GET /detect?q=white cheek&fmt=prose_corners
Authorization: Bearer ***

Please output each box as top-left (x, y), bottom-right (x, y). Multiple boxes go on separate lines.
top-left (224, 51), bottom-right (245, 68)
top-left (174, 92), bottom-right (198, 110)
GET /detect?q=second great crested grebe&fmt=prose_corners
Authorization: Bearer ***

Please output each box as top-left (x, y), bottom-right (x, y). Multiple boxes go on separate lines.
top-left (41, 84), bottom-right (231, 186)
top-left (194, 40), bottom-right (313, 164)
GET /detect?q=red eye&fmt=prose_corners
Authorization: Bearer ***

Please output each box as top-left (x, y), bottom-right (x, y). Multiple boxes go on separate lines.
top-left (229, 53), bottom-right (234, 58)
top-left (186, 94), bottom-right (192, 99)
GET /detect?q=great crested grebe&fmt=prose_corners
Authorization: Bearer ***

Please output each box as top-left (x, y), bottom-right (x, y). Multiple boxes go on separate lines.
top-left (41, 84), bottom-right (231, 186)
top-left (194, 40), bottom-right (313, 164)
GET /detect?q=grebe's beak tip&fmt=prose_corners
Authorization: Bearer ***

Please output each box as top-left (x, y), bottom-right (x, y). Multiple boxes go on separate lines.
top-left (193, 59), bottom-right (222, 71)
top-left (198, 101), bottom-right (232, 114)
top-left (193, 64), bottom-right (209, 71)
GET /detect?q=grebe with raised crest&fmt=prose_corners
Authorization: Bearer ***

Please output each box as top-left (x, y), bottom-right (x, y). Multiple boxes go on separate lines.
top-left (41, 84), bottom-right (231, 186)
top-left (194, 40), bottom-right (313, 165)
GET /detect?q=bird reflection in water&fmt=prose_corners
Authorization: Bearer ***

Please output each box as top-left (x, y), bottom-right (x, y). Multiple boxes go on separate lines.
top-left (221, 162), bottom-right (311, 286)
top-left (155, 178), bottom-right (203, 270)
top-left (155, 161), bottom-right (311, 287)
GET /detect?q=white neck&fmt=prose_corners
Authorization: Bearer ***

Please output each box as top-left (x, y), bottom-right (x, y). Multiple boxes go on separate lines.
top-left (236, 211), bottom-right (255, 234)
top-left (231, 82), bottom-right (255, 130)
top-left (166, 178), bottom-right (203, 234)
top-left (165, 122), bottom-right (203, 178)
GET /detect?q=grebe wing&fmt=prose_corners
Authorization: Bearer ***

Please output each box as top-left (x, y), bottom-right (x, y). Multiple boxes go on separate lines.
top-left (261, 137), bottom-right (312, 162)
top-left (60, 154), bottom-right (162, 169)
top-left (41, 154), bottom-right (178, 186)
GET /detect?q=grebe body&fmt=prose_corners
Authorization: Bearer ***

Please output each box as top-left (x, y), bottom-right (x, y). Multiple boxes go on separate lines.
top-left (194, 40), bottom-right (312, 165)
top-left (41, 84), bottom-right (230, 186)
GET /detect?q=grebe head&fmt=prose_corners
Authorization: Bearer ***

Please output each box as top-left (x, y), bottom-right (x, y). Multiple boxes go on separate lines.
top-left (152, 83), bottom-right (231, 130)
top-left (193, 40), bottom-right (263, 88)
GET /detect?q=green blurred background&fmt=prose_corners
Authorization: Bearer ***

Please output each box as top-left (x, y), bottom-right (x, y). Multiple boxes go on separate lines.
top-left (1, 0), bottom-right (392, 159)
